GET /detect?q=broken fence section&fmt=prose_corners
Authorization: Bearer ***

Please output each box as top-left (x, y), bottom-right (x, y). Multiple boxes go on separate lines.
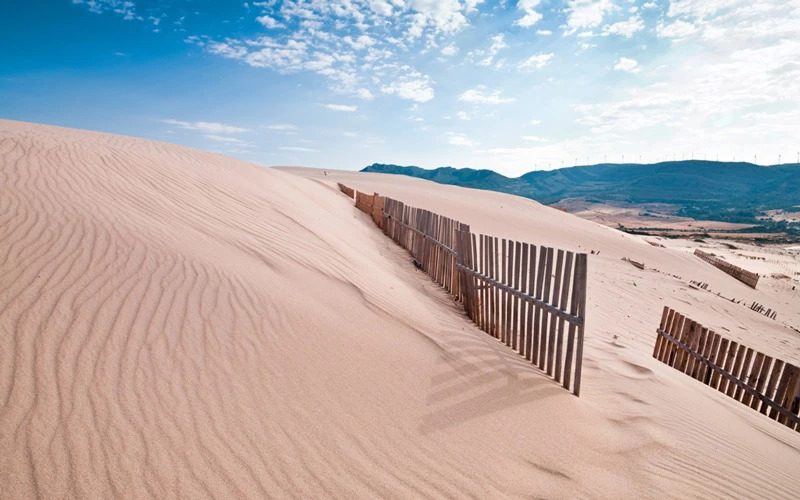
top-left (653, 306), bottom-right (800, 432)
top-left (339, 184), bottom-right (589, 396)
top-left (694, 249), bottom-right (760, 289)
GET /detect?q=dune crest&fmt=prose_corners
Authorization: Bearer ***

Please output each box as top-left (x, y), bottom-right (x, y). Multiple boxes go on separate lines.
top-left (2, 120), bottom-right (799, 498)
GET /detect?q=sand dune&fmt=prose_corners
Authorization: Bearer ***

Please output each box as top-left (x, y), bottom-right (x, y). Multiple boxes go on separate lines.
top-left (1, 120), bottom-right (799, 498)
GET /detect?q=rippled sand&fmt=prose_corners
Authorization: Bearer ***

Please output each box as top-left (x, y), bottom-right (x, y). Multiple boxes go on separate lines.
top-left (2, 119), bottom-right (799, 498)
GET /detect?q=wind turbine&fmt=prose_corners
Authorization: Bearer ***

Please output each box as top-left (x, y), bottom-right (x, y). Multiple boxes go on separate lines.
top-left (778, 154), bottom-right (781, 165)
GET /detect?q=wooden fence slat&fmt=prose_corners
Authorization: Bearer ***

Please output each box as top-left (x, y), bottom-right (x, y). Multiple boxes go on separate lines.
top-left (554, 252), bottom-right (573, 384)
top-left (733, 348), bottom-right (754, 401)
top-left (665, 313), bottom-right (684, 367)
top-left (539, 248), bottom-right (554, 369)
top-left (657, 309), bottom-right (676, 362)
top-left (547, 250), bottom-right (565, 377)
top-left (696, 327), bottom-right (712, 382)
top-left (764, 360), bottom-right (785, 416)
top-left (525, 245), bottom-right (537, 361)
top-left (531, 248), bottom-right (546, 364)
top-left (488, 235), bottom-right (496, 337)
top-left (478, 235), bottom-right (484, 332)
top-left (677, 319), bottom-right (696, 373)
top-left (654, 306), bottom-right (670, 358)
top-left (721, 343), bottom-right (741, 396)
top-left (688, 324), bottom-right (707, 380)
top-left (518, 243), bottom-right (529, 356)
top-left (504, 239), bottom-right (512, 347)
top-left (774, 365), bottom-right (799, 423)
top-left (751, 356), bottom-right (772, 412)
top-left (742, 352), bottom-right (764, 407)
top-left (710, 337), bottom-right (729, 389)
top-left (492, 237), bottom-right (500, 340)
top-left (512, 241), bottom-right (522, 351)
top-left (572, 253), bottom-right (589, 397)
top-left (562, 254), bottom-right (583, 391)
top-left (703, 333), bottom-right (721, 385)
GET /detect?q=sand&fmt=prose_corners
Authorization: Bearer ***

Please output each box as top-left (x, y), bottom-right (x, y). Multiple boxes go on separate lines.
top-left (2, 119), bottom-right (799, 498)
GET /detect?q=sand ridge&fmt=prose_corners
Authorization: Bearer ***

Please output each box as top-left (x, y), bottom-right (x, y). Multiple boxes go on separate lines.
top-left (1, 120), bottom-right (799, 498)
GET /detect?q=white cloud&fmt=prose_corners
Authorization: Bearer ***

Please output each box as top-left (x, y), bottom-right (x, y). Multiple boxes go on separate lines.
top-left (441, 44), bottom-right (459, 56)
top-left (459, 85), bottom-right (516, 104)
top-left (614, 57), bottom-right (640, 73)
top-left (72, 0), bottom-right (140, 20)
top-left (470, 33), bottom-right (507, 66)
top-left (162, 119), bottom-right (249, 134)
top-left (530, 119), bottom-right (542, 125)
top-left (256, 15), bottom-right (284, 29)
top-left (457, 111), bottom-right (471, 120)
top-left (343, 35), bottom-right (375, 50)
top-left (405, 0), bottom-right (469, 37)
top-left (536, 29), bottom-right (553, 35)
top-left (522, 135), bottom-right (549, 142)
top-left (380, 73), bottom-right (434, 102)
top-left (366, 0), bottom-right (394, 16)
top-left (447, 132), bottom-right (475, 147)
top-left (603, 15), bottom-right (645, 38)
top-left (204, 134), bottom-right (248, 144)
top-left (280, 146), bottom-right (317, 152)
top-left (515, 0), bottom-right (543, 27)
top-left (356, 88), bottom-right (374, 100)
top-left (656, 19), bottom-right (698, 40)
top-left (206, 41), bottom-right (248, 60)
top-left (519, 52), bottom-right (554, 69)
top-left (565, 0), bottom-right (617, 34)
top-left (268, 124), bottom-right (298, 131)
top-left (325, 104), bottom-right (358, 111)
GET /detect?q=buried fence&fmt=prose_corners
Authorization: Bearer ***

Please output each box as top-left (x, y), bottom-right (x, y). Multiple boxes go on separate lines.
top-left (653, 306), bottom-right (800, 432)
top-left (338, 183), bottom-right (355, 199)
top-left (341, 184), bottom-right (589, 396)
top-left (694, 249), bottom-right (760, 289)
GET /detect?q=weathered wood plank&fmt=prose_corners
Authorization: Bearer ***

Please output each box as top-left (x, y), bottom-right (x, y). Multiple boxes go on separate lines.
top-left (732, 347), bottom-right (754, 401)
top-left (547, 250), bottom-right (564, 377)
top-left (654, 306), bottom-right (670, 359)
top-left (572, 253), bottom-right (588, 397)
top-left (512, 241), bottom-right (522, 351)
top-left (539, 248), bottom-right (554, 369)
top-left (525, 245), bottom-right (537, 361)
top-left (742, 352), bottom-right (764, 407)
top-left (518, 243), bottom-right (530, 356)
top-left (555, 252), bottom-right (573, 384)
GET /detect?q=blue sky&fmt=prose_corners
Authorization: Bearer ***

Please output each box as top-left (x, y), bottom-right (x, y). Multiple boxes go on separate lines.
top-left (1, 0), bottom-right (798, 175)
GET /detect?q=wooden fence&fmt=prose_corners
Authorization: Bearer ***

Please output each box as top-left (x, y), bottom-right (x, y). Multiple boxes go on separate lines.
top-left (338, 183), bottom-right (355, 199)
top-left (358, 188), bottom-right (589, 396)
top-left (653, 306), bottom-right (800, 432)
top-left (694, 249), bottom-right (760, 288)
top-left (355, 191), bottom-right (385, 228)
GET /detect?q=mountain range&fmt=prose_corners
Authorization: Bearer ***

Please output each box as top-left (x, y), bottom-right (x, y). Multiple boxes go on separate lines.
top-left (361, 161), bottom-right (800, 226)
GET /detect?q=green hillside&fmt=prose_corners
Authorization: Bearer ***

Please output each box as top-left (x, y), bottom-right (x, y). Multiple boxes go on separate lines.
top-left (361, 161), bottom-right (800, 234)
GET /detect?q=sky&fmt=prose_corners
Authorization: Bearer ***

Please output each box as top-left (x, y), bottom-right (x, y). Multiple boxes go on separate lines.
top-left (1, 0), bottom-right (799, 176)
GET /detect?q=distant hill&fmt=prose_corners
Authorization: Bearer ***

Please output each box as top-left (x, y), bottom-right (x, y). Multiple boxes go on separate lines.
top-left (361, 161), bottom-right (800, 226)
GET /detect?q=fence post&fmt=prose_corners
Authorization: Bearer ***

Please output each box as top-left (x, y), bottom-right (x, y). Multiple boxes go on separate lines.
top-left (572, 253), bottom-right (588, 396)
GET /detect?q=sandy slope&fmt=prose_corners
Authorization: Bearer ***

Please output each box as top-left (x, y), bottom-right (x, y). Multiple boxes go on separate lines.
top-left (1, 120), bottom-right (798, 499)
